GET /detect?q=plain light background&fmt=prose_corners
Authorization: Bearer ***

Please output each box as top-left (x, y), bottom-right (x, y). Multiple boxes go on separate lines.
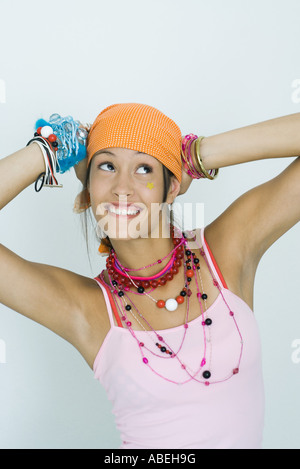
top-left (0, 0), bottom-right (299, 449)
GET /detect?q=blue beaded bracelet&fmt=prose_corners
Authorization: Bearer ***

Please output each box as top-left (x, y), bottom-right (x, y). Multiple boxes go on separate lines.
top-left (34, 114), bottom-right (88, 174)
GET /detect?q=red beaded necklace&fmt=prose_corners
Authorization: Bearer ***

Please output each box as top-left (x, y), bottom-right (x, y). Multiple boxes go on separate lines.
top-left (106, 227), bottom-right (200, 312)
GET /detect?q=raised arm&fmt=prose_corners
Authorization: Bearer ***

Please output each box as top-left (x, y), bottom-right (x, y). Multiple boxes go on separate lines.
top-left (196, 113), bottom-right (300, 265)
top-left (0, 145), bottom-right (99, 359)
top-left (0, 144), bottom-right (45, 210)
top-left (200, 112), bottom-right (300, 169)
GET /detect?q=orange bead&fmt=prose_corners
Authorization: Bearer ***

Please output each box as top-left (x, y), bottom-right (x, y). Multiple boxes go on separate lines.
top-left (187, 270), bottom-right (194, 277)
top-left (48, 134), bottom-right (57, 143)
top-left (176, 295), bottom-right (184, 304)
top-left (157, 300), bottom-right (165, 308)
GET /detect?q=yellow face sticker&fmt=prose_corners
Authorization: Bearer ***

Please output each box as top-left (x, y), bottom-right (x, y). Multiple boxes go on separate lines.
top-left (146, 182), bottom-right (154, 190)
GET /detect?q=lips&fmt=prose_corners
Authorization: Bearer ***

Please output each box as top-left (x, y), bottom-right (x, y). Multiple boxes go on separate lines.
top-left (104, 203), bottom-right (144, 217)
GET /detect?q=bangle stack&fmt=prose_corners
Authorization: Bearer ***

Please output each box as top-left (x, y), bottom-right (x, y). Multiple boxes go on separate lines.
top-left (27, 130), bottom-right (62, 192)
top-left (181, 134), bottom-right (219, 180)
top-left (27, 114), bottom-right (89, 192)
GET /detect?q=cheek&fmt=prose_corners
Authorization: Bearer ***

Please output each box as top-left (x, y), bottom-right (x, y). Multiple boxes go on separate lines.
top-left (88, 179), bottom-right (107, 219)
top-left (138, 185), bottom-right (165, 215)
top-left (141, 170), bottom-right (165, 199)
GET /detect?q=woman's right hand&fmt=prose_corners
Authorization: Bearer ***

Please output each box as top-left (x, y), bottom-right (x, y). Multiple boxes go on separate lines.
top-left (74, 157), bottom-right (88, 185)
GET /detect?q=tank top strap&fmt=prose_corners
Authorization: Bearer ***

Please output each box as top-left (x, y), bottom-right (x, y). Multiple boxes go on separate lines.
top-left (94, 275), bottom-right (123, 328)
top-left (191, 227), bottom-right (228, 290)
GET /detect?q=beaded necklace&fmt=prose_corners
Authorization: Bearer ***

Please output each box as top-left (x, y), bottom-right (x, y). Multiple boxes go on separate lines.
top-left (100, 227), bottom-right (244, 386)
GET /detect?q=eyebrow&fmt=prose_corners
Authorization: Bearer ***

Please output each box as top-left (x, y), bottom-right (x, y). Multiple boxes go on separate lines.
top-left (97, 150), bottom-right (145, 156)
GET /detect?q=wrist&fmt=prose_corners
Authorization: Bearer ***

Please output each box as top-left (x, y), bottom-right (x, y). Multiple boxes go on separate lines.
top-left (27, 142), bottom-right (47, 173)
top-left (194, 137), bottom-right (211, 170)
top-left (181, 134), bottom-right (219, 180)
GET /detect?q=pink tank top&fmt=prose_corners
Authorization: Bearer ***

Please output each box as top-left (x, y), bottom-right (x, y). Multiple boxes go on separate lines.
top-left (93, 228), bottom-right (265, 449)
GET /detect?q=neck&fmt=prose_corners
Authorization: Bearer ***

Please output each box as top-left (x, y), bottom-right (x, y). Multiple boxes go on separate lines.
top-left (108, 222), bottom-right (181, 278)
top-left (110, 236), bottom-right (176, 279)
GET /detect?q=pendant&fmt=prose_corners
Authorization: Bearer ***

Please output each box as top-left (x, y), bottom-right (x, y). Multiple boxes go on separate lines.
top-left (165, 298), bottom-right (179, 311)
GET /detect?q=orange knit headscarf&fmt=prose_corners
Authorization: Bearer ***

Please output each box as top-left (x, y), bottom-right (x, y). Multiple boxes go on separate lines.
top-left (74, 102), bottom-right (183, 255)
top-left (86, 102), bottom-right (182, 182)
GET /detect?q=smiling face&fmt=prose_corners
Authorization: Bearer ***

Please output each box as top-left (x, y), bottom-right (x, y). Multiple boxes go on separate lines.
top-left (87, 148), bottom-right (180, 242)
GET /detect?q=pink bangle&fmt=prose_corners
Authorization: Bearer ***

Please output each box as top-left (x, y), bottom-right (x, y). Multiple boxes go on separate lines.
top-left (181, 134), bottom-right (219, 180)
top-left (181, 134), bottom-right (205, 179)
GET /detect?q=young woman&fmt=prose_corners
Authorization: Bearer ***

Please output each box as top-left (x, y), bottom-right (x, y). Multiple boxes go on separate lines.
top-left (0, 103), bottom-right (299, 449)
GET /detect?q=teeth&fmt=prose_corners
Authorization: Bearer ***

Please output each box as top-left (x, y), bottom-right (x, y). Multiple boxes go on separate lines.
top-left (108, 206), bottom-right (140, 216)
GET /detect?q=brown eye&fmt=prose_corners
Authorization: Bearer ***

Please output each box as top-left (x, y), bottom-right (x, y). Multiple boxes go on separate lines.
top-left (136, 165), bottom-right (152, 174)
top-left (98, 162), bottom-right (114, 171)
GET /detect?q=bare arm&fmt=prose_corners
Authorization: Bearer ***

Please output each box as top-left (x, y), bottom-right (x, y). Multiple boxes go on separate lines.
top-left (195, 113), bottom-right (300, 267)
top-left (0, 145), bottom-right (96, 351)
top-left (0, 144), bottom-right (45, 210)
top-left (200, 112), bottom-right (300, 169)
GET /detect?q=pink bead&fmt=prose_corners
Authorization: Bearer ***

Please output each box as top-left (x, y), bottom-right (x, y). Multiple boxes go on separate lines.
top-left (230, 311), bottom-right (234, 316)
top-left (201, 358), bottom-right (206, 367)
top-left (158, 335), bottom-right (163, 341)
top-left (233, 368), bottom-right (239, 375)
top-left (139, 342), bottom-right (144, 347)
top-left (143, 357), bottom-right (148, 364)
top-left (121, 316), bottom-right (126, 321)
top-left (124, 286), bottom-right (130, 291)
top-left (202, 321), bottom-right (206, 326)
top-left (184, 324), bottom-right (189, 329)
top-left (197, 292), bottom-right (202, 298)
top-left (181, 364), bottom-right (186, 369)
top-left (205, 381), bottom-right (210, 386)
top-left (187, 289), bottom-right (192, 297)
top-left (126, 321), bottom-right (132, 327)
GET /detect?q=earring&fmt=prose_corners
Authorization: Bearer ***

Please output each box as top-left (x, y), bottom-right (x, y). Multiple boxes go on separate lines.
top-left (95, 222), bottom-right (112, 256)
top-left (98, 239), bottom-right (111, 256)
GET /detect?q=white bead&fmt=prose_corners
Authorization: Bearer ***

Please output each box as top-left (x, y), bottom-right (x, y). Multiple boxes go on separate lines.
top-left (165, 298), bottom-right (178, 312)
top-left (41, 126), bottom-right (54, 138)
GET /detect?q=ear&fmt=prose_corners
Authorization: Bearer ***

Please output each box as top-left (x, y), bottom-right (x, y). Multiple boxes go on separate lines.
top-left (166, 176), bottom-right (181, 204)
top-left (73, 188), bottom-right (91, 213)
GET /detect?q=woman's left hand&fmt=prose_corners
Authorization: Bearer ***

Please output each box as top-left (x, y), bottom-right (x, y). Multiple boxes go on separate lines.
top-left (178, 164), bottom-right (194, 195)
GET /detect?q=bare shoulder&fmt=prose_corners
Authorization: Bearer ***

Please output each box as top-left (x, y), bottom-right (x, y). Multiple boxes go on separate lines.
top-left (196, 159), bottom-right (300, 311)
top-left (0, 243), bottom-right (110, 370)
top-left (67, 272), bottom-right (112, 370)
top-left (203, 220), bottom-right (256, 311)
top-left (40, 267), bottom-right (112, 370)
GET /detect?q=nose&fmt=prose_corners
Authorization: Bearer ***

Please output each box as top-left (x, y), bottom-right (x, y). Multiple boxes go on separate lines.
top-left (112, 172), bottom-right (134, 199)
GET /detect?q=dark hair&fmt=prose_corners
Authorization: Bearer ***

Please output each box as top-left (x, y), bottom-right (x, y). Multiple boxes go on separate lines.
top-left (80, 162), bottom-right (176, 261)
